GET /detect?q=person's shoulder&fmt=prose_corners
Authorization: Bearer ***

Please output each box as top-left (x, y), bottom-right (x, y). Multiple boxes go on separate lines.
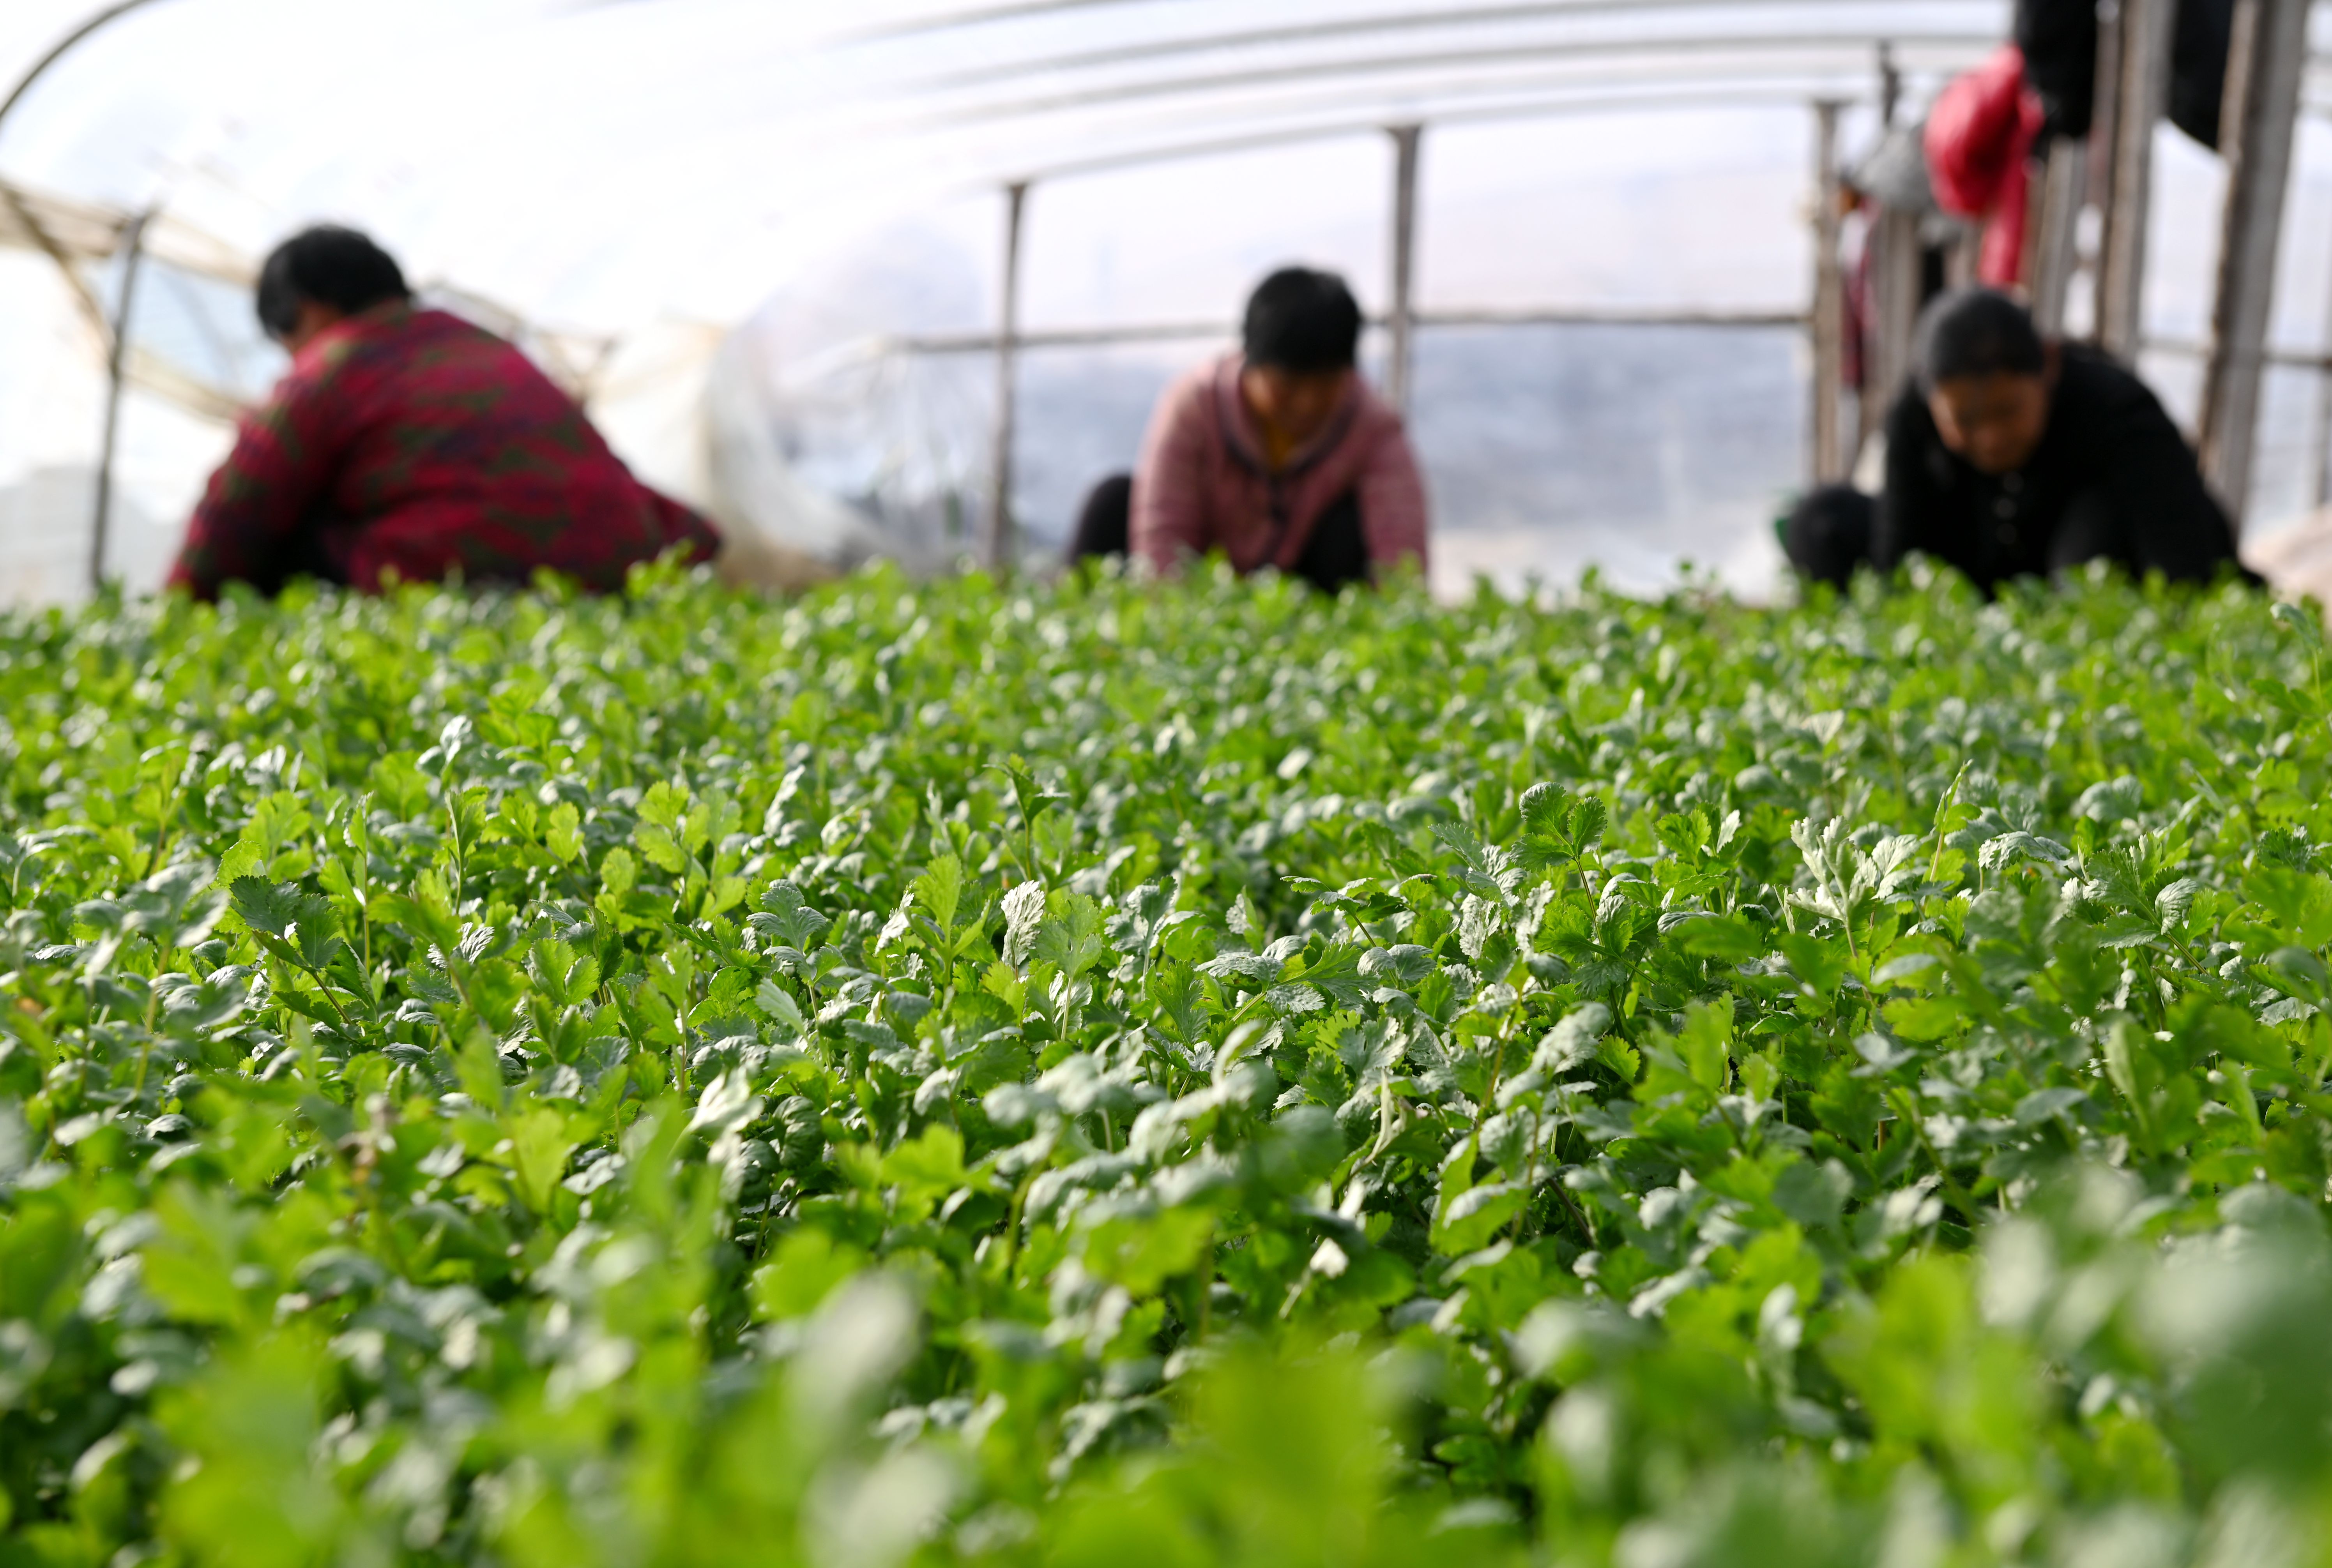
top-left (1347, 372), bottom-right (1404, 428)
top-left (2054, 343), bottom-right (2178, 434)
top-left (272, 318), bottom-right (374, 406)
top-left (1148, 353), bottom-right (1231, 437)
top-left (401, 308), bottom-right (574, 397)
top-left (401, 306), bottom-right (525, 358)
top-left (2056, 342), bottom-right (2155, 407)
top-left (300, 304), bottom-right (477, 374)
top-left (1344, 376), bottom-right (1419, 459)
top-left (1164, 353), bottom-right (1231, 403)
top-left (1882, 376), bottom-right (1936, 441)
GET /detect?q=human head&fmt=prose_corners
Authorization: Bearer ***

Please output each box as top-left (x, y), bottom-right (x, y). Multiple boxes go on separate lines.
top-left (256, 226), bottom-right (410, 350)
top-left (1915, 287), bottom-right (2055, 475)
top-left (1243, 267), bottom-right (1361, 374)
top-left (1240, 267), bottom-right (1361, 445)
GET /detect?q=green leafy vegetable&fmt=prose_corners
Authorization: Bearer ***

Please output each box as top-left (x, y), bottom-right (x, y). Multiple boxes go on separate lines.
top-left (1, 558), bottom-right (2329, 1566)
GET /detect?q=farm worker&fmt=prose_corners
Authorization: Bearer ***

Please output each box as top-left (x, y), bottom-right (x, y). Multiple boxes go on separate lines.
top-left (1783, 289), bottom-right (2245, 592)
top-left (1067, 267), bottom-right (1429, 591)
top-left (167, 226), bottom-right (718, 598)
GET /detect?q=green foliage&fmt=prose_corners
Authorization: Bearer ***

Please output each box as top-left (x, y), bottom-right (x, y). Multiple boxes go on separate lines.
top-left (4, 558), bottom-right (2332, 1565)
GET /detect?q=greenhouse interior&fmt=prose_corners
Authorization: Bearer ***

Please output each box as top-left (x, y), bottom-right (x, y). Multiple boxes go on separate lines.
top-left (21, 7), bottom-right (2332, 1566)
top-left (7, 0), bottom-right (2332, 605)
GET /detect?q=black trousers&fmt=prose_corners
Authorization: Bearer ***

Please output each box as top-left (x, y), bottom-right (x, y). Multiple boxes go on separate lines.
top-left (1782, 483), bottom-right (2121, 592)
top-left (1068, 473), bottom-right (1371, 593)
top-left (237, 521), bottom-right (350, 597)
top-left (1782, 485), bottom-right (1876, 589)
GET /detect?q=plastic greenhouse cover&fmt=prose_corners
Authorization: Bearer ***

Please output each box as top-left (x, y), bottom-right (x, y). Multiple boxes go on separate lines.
top-left (0, 1), bottom-right (2018, 329)
top-left (5, 0), bottom-right (2332, 602)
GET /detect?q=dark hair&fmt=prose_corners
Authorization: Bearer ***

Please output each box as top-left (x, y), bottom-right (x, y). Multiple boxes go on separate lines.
top-left (256, 226), bottom-right (410, 340)
top-left (1242, 267), bottom-right (1361, 373)
top-left (1915, 287), bottom-right (2046, 391)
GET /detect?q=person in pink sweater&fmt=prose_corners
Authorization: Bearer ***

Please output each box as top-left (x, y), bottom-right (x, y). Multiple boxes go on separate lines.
top-left (1067, 268), bottom-right (1430, 591)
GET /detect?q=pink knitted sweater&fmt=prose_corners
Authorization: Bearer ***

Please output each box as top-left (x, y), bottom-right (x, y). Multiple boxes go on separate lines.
top-left (1129, 353), bottom-right (1429, 579)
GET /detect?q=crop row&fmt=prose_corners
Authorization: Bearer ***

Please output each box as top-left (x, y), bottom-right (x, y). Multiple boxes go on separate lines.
top-left (3, 562), bottom-right (2332, 1566)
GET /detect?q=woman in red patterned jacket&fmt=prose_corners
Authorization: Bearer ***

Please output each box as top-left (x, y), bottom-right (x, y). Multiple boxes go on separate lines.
top-left (167, 226), bottom-right (719, 599)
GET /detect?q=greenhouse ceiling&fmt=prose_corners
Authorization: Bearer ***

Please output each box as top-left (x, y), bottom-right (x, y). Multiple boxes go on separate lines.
top-left (17, 0), bottom-right (2332, 331)
top-left (0, 0), bottom-right (2048, 334)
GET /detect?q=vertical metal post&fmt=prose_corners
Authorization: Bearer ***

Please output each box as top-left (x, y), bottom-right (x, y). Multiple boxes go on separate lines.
top-left (2313, 347), bottom-right (2332, 508)
top-left (2030, 139), bottom-right (2087, 334)
top-left (2198, 0), bottom-right (2311, 524)
top-left (2098, 0), bottom-right (2174, 359)
top-left (985, 180), bottom-right (1028, 574)
top-left (2078, 1), bottom-right (2126, 343)
top-left (92, 208), bottom-right (152, 595)
top-left (1878, 41), bottom-right (1901, 128)
top-left (2314, 245), bottom-right (2332, 507)
top-left (1810, 101), bottom-right (1846, 483)
top-left (2087, 0), bottom-right (2125, 288)
top-left (1385, 124), bottom-right (1422, 417)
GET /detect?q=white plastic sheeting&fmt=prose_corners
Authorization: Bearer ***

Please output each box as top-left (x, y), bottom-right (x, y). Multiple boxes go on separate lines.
top-left (5, 0), bottom-right (2332, 600)
top-left (0, 3), bottom-right (2013, 315)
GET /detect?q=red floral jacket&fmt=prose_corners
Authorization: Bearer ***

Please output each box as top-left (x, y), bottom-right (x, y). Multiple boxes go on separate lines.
top-left (168, 303), bottom-right (718, 597)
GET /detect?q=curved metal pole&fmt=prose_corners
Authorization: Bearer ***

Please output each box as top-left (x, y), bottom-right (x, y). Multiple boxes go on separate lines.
top-left (92, 208), bottom-right (151, 593)
top-left (1, 0), bottom-right (180, 594)
top-left (0, 0), bottom-right (179, 149)
top-left (0, 0), bottom-right (184, 339)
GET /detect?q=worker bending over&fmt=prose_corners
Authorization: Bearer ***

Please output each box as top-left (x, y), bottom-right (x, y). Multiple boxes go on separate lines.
top-left (1070, 267), bottom-right (1428, 591)
top-left (169, 226), bottom-right (717, 598)
top-left (1785, 288), bottom-right (2244, 593)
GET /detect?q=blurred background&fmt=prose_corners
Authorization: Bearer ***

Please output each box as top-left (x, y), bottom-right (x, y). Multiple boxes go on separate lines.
top-left (4, 0), bottom-right (2332, 606)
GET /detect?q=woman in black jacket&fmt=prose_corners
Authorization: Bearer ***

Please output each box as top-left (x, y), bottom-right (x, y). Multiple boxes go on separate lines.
top-left (1784, 289), bottom-right (2246, 593)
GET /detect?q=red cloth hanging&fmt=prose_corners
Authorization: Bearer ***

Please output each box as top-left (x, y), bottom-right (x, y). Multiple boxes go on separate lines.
top-left (1925, 44), bottom-right (2047, 289)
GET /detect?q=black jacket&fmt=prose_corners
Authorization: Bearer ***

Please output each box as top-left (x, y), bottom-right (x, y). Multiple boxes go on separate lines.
top-left (2015, 0), bottom-right (2233, 148)
top-left (1875, 346), bottom-right (2243, 591)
